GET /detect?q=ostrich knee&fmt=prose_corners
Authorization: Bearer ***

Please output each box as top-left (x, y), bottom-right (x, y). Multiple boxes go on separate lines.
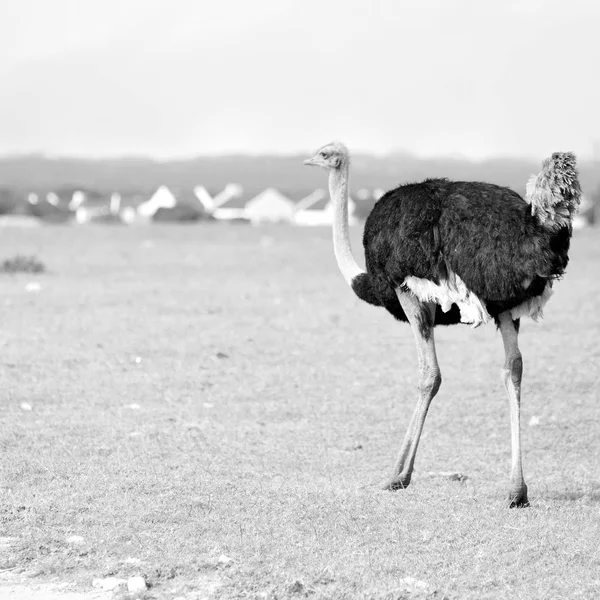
top-left (502, 351), bottom-right (523, 391)
top-left (419, 367), bottom-right (442, 399)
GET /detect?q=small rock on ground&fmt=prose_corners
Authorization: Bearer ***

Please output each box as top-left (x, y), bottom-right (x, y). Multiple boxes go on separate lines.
top-left (127, 576), bottom-right (147, 593)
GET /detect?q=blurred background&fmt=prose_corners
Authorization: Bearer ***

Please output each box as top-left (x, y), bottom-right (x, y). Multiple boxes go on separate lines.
top-left (0, 0), bottom-right (598, 226)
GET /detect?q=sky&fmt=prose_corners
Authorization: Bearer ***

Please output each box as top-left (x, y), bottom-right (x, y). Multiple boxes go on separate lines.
top-left (1, 0), bottom-right (599, 159)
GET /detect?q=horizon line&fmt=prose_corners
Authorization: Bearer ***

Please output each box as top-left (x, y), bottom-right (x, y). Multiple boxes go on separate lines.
top-left (0, 148), bottom-right (591, 164)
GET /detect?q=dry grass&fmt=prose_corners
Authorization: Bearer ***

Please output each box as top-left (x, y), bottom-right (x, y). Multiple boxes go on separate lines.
top-left (1, 224), bottom-right (599, 599)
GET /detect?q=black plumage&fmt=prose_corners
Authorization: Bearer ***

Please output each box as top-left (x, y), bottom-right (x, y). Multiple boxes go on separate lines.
top-left (356, 178), bottom-right (573, 326)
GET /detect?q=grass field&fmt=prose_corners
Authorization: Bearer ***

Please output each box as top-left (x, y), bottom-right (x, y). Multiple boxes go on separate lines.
top-left (1, 223), bottom-right (599, 600)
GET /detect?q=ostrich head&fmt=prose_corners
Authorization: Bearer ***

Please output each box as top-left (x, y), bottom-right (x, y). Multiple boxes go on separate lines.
top-left (304, 142), bottom-right (349, 170)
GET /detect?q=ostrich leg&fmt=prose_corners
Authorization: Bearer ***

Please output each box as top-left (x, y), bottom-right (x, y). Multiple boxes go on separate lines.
top-left (382, 295), bottom-right (441, 490)
top-left (498, 312), bottom-right (529, 508)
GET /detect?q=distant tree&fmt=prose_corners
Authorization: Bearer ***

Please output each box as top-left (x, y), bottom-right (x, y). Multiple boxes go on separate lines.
top-left (0, 188), bottom-right (18, 215)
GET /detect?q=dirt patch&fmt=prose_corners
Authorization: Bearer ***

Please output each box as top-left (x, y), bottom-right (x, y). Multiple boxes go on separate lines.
top-left (0, 571), bottom-right (223, 600)
top-left (0, 573), bottom-right (111, 600)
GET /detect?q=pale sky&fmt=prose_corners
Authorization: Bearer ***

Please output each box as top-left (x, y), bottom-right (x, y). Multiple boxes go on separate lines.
top-left (1, 0), bottom-right (599, 159)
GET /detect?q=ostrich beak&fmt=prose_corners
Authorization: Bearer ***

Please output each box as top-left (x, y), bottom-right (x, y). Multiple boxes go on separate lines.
top-left (304, 156), bottom-right (319, 166)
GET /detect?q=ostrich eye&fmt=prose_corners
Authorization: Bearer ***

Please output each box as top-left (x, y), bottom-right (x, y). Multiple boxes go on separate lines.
top-left (320, 151), bottom-right (327, 158)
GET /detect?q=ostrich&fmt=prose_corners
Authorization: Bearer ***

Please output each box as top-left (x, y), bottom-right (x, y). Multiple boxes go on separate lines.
top-left (304, 142), bottom-right (581, 507)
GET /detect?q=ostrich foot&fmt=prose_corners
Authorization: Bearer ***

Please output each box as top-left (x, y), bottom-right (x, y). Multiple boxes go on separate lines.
top-left (380, 474), bottom-right (412, 491)
top-left (507, 485), bottom-right (530, 508)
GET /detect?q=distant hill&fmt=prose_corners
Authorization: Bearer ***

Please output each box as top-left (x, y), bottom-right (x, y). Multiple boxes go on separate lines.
top-left (0, 153), bottom-right (598, 199)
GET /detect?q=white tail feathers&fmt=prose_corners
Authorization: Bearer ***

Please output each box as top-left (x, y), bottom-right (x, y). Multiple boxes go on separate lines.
top-left (525, 152), bottom-right (582, 232)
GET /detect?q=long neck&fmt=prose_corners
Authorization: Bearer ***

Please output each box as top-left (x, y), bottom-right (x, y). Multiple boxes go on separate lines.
top-left (329, 163), bottom-right (365, 285)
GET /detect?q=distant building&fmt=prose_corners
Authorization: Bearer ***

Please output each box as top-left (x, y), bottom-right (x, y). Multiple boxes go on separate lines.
top-left (25, 190), bottom-right (75, 223)
top-left (293, 188), bottom-right (357, 226)
top-left (137, 186), bottom-right (177, 219)
top-left (69, 191), bottom-right (86, 211)
top-left (0, 189), bottom-right (41, 227)
top-left (75, 191), bottom-right (124, 224)
top-left (245, 188), bottom-right (295, 224)
top-left (211, 185), bottom-right (249, 221)
top-left (152, 187), bottom-right (207, 222)
top-left (573, 194), bottom-right (595, 229)
top-left (119, 192), bottom-right (147, 224)
top-left (193, 186), bottom-right (222, 212)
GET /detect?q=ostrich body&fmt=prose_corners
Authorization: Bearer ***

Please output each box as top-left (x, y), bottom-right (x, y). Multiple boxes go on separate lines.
top-left (304, 142), bottom-right (581, 507)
